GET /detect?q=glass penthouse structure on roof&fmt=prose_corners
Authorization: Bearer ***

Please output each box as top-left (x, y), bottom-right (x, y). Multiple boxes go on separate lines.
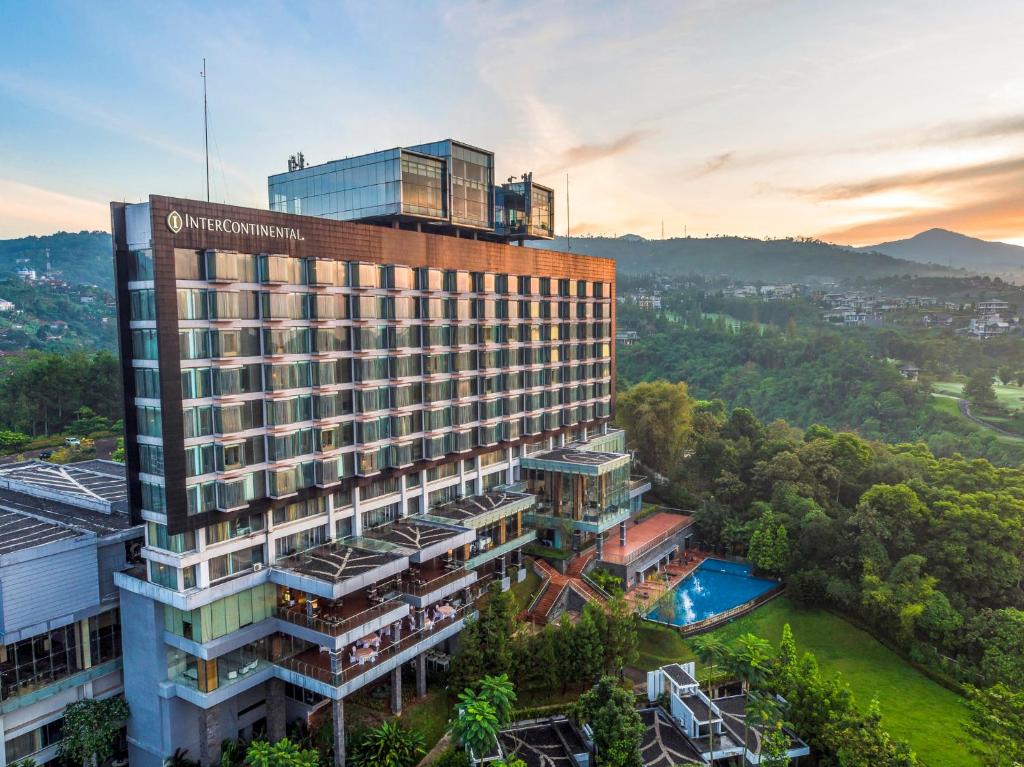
top-left (268, 139), bottom-right (555, 243)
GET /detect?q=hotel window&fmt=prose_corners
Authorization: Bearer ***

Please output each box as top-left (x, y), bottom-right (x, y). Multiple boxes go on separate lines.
top-left (423, 380), bottom-right (450, 403)
top-left (214, 400), bottom-right (263, 434)
top-left (307, 258), bottom-right (341, 286)
top-left (147, 523), bottom-right (194, 556)
top-left (184, 444), bottom-right (215, 477)
top-left (141, 480), bottom-right (166, 513)
top-left (210, 327), bottom-right (261, 358)
top-left (273, 496), bottom-right (326, 525)
top-left (208, 289), bottom-right (259, 320)
top-left (313, 390), bottom-right (354, 418)
top-left (392, 382), bottom-right (422, 409)
top-left (177, 288), bottom-right (208, 320)
top-left (453, 378), bottom-right (478, 399)
top-left (266, 395), bottom-right (312, 427)
top-left (356, 356), bottom-right (389, 383)
top-left (275, 525), bottom-right (328, 558)
top-left (392, 325), bottom-right (420, 350)
top-left (357, 386), bottom-right (390, 414)
top-left (265, 361), bottom-right (311, 391)
top-left (137, 405), bottom-right (163, 437)
top-left (261, 291), bottom-right (307, 320)
top-left (417, 268), bottom-right (444, 291)
top-left (129, 249), bottom-right (155, 281)
top-left (316, 422), bottom-right (354, 451)
top-left (355, 327), bottom-right (389, 351)
top-left (423, 434), bottom-right (449, 460)
top-left (179, 329), bottom-right (210, 360)
top-left (310, 293), bottom-right (348, 320)
top-left (361, 502), bottom-right (399, 531)
top-left (428, 484), bottom-right (458, 508)
top-left (421, 325), bottom-right (449, 347)
top-left (206, 512), bottom-right (266, 544)
top-left (212, 364), bottom-right (261, 395)
top-left (4, 719), bottom-right (64, 762)
top-left (180, 367), bottom-right (212, 399)
top-left (139, 440), bottom-right (164, 475)
top-left (132, 329), bottom-right (159, 360)
top-left (267, 429), bottom-right (314, 461)
top-left (209, 545), bottom-right (265, 582)
top-left (263, 327), bottom-right (310, 356)
top-left (130, 288), bottom-right (156, 320)
top-left (135, 367), bottom-right (161, 399)
top-left (351, 262), bottom-right (381, 288)
top-left (313, 326), bottom-right (350, 353)
top-left (149, 561), bottom-right (180, 589)
top-left (175, 248), bottom-right (203, 279)
top-left (260, 254), bottom-right (303, 284)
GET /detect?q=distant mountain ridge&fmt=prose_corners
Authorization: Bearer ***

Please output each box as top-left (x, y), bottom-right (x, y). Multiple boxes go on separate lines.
top-left (856, 228), bottom-right (1024, 274)
top-left (532, 235), bottom-right (954, 282)
top-left (0, 231), bottom-right (113, 288)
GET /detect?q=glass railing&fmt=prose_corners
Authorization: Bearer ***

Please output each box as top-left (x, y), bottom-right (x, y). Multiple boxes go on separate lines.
top-left (275, 597), bottom-right (407, 637)
top-left (400, 567), bottom-right (472, 597)
top-left (276, 603), bottom-right (474, 687)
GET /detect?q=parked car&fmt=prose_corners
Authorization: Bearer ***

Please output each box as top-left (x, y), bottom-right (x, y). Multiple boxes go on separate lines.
top-left (39, 450), bottom-right (53, 460)
top-left (64, 437), bottom-right (81, 447)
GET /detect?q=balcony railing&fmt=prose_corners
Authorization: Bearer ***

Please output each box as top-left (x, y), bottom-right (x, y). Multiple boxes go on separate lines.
top-left (275, 597), bottom-right (407, 638)
top-left (275, 604), bottom-right (474, 687)
top-left (400, 567), bottom-right (471, 598)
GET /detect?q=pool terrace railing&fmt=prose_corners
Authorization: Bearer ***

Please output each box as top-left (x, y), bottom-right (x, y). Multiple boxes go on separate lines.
top-left (600, 515), bottom-right (692, 566)
top-left (643, 582), bottom-right (785, 636)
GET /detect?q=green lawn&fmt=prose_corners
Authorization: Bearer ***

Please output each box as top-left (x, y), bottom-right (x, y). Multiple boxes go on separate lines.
top-left (511, 564), bottom-right (542, 610)
top-left (635, 598), bottom-right (980, 767)
top-left (934, 379), bottom-right (1024, 411)
top-left (401, 689), bottom-right (452, 751)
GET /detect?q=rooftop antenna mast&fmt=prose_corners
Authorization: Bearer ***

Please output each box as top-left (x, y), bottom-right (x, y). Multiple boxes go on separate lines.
top-left (202, 58), bottom-right (210, 202)
top-left (566, 173), bottom-right (571, 253)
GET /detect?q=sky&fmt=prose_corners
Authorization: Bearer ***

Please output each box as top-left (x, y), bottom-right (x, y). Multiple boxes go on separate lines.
top-left (3, 0), bottom-right (1024, 246)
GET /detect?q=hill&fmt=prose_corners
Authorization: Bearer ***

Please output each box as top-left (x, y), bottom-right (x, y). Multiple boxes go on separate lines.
top-left (532, 235), bottom-right (954, 282)
top-left (0, 231), bottom-right (114, 288)
top-left (859, 228), bottom-right (1024, 275)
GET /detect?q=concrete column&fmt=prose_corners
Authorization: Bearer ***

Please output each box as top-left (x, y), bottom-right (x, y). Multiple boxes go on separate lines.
top-left (390, 666), bottom-right (403, 714)
top-left (392, 620), bottom-right (402, 642)
top-left (415, 651), bottom-right (428, 698)
top-left (417, 608), bottom-right (425, 630)
top-left (619, 521), bottom-right (627, 547)
top-left (267, 678), bottom-right (287, 742)
top-left (596, 532), bottom-right (604, 558)
top-left (198, 706), bottom-right (222, 767)
top-left (499, 554), bottom-right (506, 577)
top-left (332, 697), bottom-right (345, 767)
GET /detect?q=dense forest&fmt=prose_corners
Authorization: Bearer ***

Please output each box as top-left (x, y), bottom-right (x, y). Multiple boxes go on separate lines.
top-left (0, 231), bottom-right (114, 288)
top-left (617, 304), bottom-right (1024, 466)
top-left (0, 350), bottom-right (123, 436)
top-left (618, 384), bottom-right (1024, 765)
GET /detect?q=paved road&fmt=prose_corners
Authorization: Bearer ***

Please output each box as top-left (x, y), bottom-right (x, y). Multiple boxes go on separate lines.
top-left (0, 437), bottom-right (118, 466)
top-left (957, 398), bottom-right (1023, 439)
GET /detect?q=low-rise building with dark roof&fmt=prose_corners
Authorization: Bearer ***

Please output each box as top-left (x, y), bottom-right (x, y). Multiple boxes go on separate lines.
top-left (0, 460), bottom-right (140, 766)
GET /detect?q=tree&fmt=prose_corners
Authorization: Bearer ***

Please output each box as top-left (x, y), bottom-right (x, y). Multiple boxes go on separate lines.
top-left (691, 634), bottom-right (729, 761)
top-left (601, 596), bottom-right (639, 674)
top-left (746, 692), bottom-right (783, 763)
top-left (748, 508), bottom-right (788, 575)
top-left (828, 699), bottom-right (916, 767)
top-left (245, 738), bottom-right (319, 767)
top-left (477, 674), bottom-right (517, 725)
top-left (58, 696), bottom-right (129, 767)
top-left (965, 369), bottom-right (999, 411)
top-left (997, 366), bottom-right (1016, 386)
top-left (760, 721), bottom-right (792, 767)
top-left (452, 689), bottom-right (500, 760)
top-left (0, 430), bottom-right (29, 454)
top-left (727, 634), bottom-right (773, 762)
top-left (573, 609), bottom-right (604, 683)
top-left (349, 721), bottom-right (424, 767)
top-left (615, 380), bottom-right (693, 476)
top-left (965, 684), bottom-right (1024, 767)
top-left (574, 677), bottom-right (644, 767)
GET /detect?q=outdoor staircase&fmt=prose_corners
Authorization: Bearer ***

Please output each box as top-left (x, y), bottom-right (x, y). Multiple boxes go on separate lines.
top-left (525, 554), bottom-right (608, 624)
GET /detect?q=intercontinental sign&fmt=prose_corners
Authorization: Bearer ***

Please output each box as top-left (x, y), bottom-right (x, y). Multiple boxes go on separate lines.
top-left (166, 210), bottom-right (304, 241)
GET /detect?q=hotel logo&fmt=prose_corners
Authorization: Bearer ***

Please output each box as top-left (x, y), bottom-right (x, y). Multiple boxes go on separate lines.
top-left (164, 210), bottom-right (303, 241)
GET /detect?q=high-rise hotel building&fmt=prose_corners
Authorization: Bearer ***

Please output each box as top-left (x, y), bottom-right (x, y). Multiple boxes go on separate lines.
top-left (111, 141), bottom-right (645, 767)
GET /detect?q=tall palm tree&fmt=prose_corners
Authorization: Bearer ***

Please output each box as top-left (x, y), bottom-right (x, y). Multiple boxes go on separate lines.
top-left (729, 633), bottom-right (773, 763)
top-left (691, 635), bottom-right (730, 762)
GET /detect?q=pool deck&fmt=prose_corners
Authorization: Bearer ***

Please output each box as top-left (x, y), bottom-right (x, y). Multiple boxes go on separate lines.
top-left (624, 550), bottom-right (708, 611)
top-left (600, 512), bottom-right (693, 566)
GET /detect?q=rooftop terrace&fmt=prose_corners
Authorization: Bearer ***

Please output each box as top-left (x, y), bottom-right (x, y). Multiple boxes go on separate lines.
top-left (520, 448), bottom-right (630, 476)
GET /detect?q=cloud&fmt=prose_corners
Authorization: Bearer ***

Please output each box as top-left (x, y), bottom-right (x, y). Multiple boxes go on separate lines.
top-left (800, 156), bottom-right (1024, 200)
top-left (0, 180), bottom-right (109, 238)
top-left (693, 151), bottom-right (737, 177)
top-left (543, 130), bottom-right (650, 173)
top-left (922, 115), bottom-right (1024, 143)
top-left (820, 193), bottom-right (1024, 246)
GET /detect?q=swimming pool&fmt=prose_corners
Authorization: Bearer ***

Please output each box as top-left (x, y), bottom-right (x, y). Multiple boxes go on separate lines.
top-left (645, 559), bottom-right (777, 627)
